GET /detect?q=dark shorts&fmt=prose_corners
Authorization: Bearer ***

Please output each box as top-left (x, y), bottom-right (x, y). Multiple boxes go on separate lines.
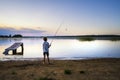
top-left (43, 52), bottom-right (49, 56)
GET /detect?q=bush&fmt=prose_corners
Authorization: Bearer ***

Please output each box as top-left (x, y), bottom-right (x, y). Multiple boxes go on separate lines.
top-left (64, 69), bottom-right (72, 75)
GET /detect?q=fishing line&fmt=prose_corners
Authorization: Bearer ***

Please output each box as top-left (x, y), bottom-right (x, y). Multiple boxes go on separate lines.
top-left (50, 22), bottom-right (63, 45)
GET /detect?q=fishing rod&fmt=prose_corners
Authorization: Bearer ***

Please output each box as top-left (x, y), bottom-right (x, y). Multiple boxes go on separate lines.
top-left (50, 22), bottom-right (63, 45)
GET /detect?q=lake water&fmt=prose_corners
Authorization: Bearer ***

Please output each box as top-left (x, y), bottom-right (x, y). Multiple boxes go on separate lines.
top-left (0, 38), bottom-right (120, 60)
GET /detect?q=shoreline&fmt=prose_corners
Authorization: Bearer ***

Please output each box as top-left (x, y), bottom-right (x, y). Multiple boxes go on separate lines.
top-left (1, 57), bottom-right (120, 61)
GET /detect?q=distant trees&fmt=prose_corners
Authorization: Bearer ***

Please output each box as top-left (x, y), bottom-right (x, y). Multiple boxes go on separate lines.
top-left (0, 34), bottom-right (23, 38)
top-left (0, 35), bottom-right (9, 38)
top-left (12, 34), bottom-right (23, 38)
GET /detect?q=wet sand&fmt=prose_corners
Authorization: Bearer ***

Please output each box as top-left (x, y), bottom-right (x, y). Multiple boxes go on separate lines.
top-left (0, 58), bottom-right (120, 80)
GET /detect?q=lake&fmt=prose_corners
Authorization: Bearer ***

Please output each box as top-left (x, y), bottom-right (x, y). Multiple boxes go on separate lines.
top-left (0, 38), bottom-right (120, 60)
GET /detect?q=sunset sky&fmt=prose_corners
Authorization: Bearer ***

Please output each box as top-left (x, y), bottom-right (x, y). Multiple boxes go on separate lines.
top-left (0, 0), bottom-right (120, 36)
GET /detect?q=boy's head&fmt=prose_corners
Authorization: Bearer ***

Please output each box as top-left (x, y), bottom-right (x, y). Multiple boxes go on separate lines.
top-left (43, 37), bottom-right (47, 41)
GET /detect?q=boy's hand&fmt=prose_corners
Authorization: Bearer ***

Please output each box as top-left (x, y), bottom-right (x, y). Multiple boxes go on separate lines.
top-left (49, 44), bottom-right (51, 47)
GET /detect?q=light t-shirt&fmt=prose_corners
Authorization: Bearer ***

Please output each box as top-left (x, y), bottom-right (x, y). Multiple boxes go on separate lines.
top-left (43, 41), bottom-right (50, 53)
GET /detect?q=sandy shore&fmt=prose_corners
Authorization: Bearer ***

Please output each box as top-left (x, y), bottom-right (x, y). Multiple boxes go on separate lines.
top-left (0, 58), bottom-right (120, 80)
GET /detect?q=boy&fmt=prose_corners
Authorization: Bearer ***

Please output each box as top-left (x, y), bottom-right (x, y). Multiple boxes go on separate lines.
top-left (43, 37), bottom-right (51, 64)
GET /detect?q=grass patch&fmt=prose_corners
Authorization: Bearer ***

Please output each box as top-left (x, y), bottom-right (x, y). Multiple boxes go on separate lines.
top-left (64, 69), bottom-right (72, 75)
top-left (11, 71), bottom-right (17, 75)
top-left (79, 71), bottom-right (85, 74)
top-left (35, 77), bottom-right (55, 80)
top-left (78, 37), bottom-right (95, 41)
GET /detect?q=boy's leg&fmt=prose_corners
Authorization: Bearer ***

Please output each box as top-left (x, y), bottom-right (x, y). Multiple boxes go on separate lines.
top-left (47, 56), bottom-right (50, 64)
top-left (43, 53), bottom-right (46, 64)
top-left (47, 53), bottom-right (50, 64)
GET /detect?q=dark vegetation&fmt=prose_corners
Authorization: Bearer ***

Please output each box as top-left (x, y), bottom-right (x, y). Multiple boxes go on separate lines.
top-left (0, 34), bottom-right (23, 38)
top-left (0, 35), bottom-right (120, 41)
top-left (64, 69), bottom-right (72, 75)
top-left (78, 37), bottom-right (95, 41)
top-left (12, 34), bottom-right (23, 38)
top-left (110, 37), bottom-right (120, 41)
top-left (79, 70), bottom-right (85, 74)
top-left (35, 77), bottom-right (55, 80)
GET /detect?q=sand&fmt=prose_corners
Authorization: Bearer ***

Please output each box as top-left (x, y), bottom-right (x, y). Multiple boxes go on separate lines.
top-left (0, 58), bottom-right (120, 80)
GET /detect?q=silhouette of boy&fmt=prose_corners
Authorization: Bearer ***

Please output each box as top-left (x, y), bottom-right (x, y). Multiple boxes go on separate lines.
top-left (43, 37), bottom-right (51, 64)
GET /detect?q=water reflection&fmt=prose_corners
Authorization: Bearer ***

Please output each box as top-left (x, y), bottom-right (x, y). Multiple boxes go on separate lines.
top-left (0, 38), bottom-right (120, 60)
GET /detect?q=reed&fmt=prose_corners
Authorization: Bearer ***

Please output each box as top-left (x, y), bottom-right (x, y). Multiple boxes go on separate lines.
top-left (110, 37), bottom-right (120, 41)
top-left (78, 37), bottom-right (95, 41)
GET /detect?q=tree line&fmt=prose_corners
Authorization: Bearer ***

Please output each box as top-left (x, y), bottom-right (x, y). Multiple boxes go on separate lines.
top-left (0, 34), bottom-right (23, 38)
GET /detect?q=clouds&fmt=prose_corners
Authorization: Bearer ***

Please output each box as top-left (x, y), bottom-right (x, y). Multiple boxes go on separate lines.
top-left (0, 27), bottom-right (46, 36)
